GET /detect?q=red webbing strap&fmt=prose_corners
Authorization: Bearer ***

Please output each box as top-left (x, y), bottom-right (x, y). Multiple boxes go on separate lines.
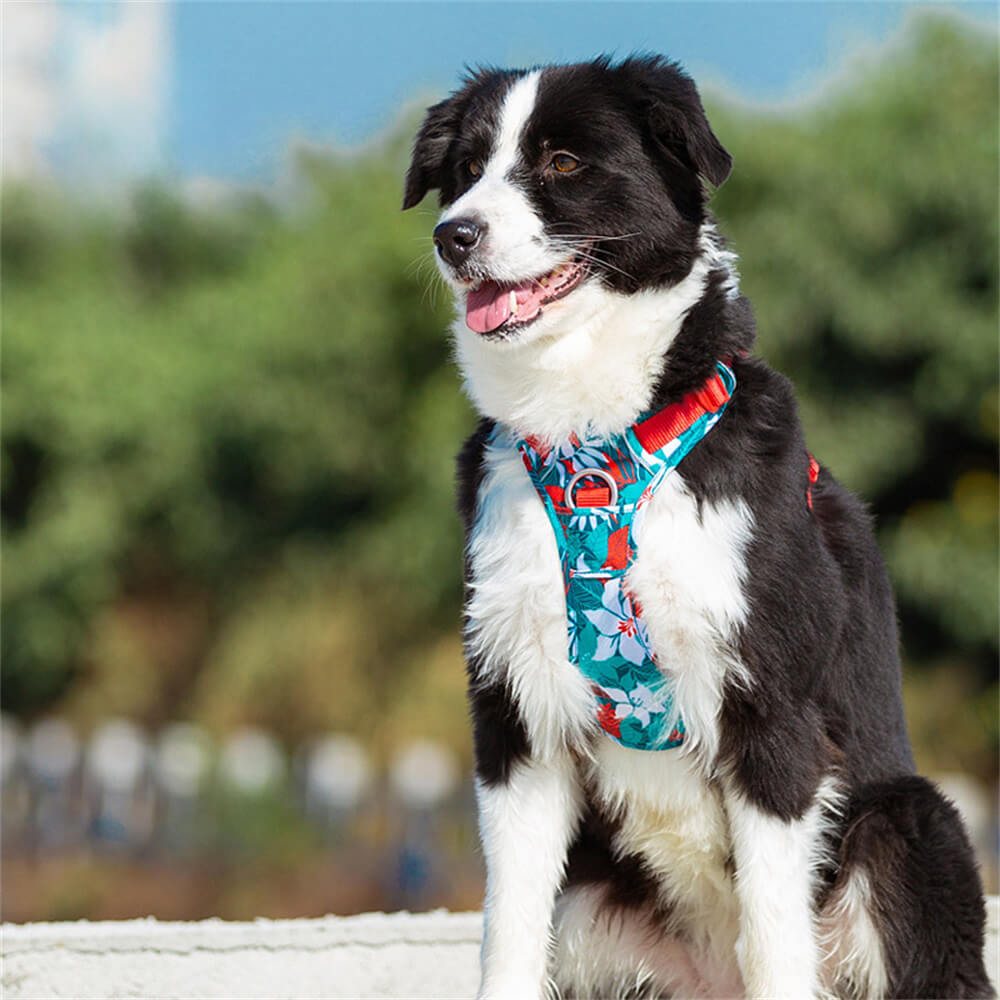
top-left (575, 485), bottom-right (612, 507)
top-left (807, 453), bottom-right (820, 510)
top-left (633, 370), bottom-right (732, 454)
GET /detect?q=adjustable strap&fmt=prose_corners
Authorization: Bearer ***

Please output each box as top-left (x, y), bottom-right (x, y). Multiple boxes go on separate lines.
top-left (633, 364), bottom-right (734, 454)
top-left (517, 361), bottom-right (736, 513)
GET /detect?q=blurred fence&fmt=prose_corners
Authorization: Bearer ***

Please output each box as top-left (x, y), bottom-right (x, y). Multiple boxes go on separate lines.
top-left (1, 713), bottom-right (483, 922)
top-left (4, 712), bottom-right (997, 925)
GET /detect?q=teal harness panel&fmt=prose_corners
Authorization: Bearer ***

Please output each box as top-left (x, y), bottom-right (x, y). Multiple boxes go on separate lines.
top-left (514, 362), bottom-right (736, 751)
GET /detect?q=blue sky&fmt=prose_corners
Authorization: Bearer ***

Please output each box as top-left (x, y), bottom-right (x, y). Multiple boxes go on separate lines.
top-left (169, 1), bottom-right (995, 181)
top-left (5, 2), bottom-right (996, 187)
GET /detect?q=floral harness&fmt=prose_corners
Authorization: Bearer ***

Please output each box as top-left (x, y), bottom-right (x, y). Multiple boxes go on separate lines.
top-left (514, 361), bottom-right (736, 752)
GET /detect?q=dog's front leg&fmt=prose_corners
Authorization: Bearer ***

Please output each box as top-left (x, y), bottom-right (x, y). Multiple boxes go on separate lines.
top-left (724, 784), bottom-right (828, 999)
top-left (476, 752), bottom-right (582, 1000)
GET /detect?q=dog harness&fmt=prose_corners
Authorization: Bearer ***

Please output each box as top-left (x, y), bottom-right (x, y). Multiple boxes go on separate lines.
top-left (516, 362), bottom-right (736, 751)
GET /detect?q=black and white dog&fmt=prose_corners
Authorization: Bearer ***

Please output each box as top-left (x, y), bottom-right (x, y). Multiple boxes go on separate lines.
top-left (403, 56), bottom-right (991, 999)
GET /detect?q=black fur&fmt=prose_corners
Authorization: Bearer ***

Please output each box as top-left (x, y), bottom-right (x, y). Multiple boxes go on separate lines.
top-left (562, 801), bottom-right (665, 913)
top-left (833, 776), bottom-right (993, 998)
top-left (465, 662), bottom-right (531, 788)
top-left (456, 417), bottom-right (531, 787)
top-left (455, 416), bottom-right (495, 534)
top-left (403, 67), bottom-right (524, 211)
top-left (411, 54), bottom-right (992, 998)
top-left (676, 352), bottom-right (916, 819)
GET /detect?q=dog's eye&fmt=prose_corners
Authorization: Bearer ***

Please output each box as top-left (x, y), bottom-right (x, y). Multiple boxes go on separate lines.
top-left (551, 153), bottom-right (580, 173)
top-left (466, 159), bottom-right (483, 178)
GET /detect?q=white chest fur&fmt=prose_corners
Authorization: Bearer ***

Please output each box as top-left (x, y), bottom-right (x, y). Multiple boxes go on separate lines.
top-left (586, 741), bottom-right (744, 992)
top-left (465, 438), bottom-right (597, 761)
top-left (627, 474), bottom-right (754, 764)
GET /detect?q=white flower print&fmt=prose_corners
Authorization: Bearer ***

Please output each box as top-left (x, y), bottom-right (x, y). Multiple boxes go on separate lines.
top-left (568, 508), bottom-right (615, 531)
top-left (583, 577), bottom-right (651, 665)
top-left (555, 436), bottom-right (607, 468)
top-left (548, 437), bottom-right (609, 487)
top-left (598, 683), bottom-right (666, 728)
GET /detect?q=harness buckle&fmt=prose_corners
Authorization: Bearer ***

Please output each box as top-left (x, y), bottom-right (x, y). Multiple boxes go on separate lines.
top-left (566, 468), bottom-right (619, 508)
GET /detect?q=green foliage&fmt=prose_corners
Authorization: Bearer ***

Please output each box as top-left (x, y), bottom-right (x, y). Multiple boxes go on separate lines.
top-left (2, 160), bottom-right (472, 730)
top-left (2, 16), bottom-right (996, 775)
top-left (711, 18), bottom-right (998, 669)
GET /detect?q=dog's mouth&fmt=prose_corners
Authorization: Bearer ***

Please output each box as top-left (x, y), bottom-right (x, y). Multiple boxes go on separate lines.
top-left (464, 257), bottom-right (588, 336)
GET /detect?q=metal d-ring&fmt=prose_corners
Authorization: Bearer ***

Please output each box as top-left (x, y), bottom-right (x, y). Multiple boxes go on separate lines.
top-left (565, 468), bottom-right (618, 508)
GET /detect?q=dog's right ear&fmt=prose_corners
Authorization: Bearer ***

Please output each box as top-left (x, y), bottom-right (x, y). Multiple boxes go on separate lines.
top-left (402, 97), bottom-right (461, 210)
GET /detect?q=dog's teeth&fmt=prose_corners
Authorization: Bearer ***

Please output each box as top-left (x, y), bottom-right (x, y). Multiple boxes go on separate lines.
top-left (509, 290), bottom-right (518, 314)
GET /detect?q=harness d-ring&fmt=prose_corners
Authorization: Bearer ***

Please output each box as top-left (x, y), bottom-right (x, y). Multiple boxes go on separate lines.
top-left (565, 468), bottom-right (618, 508)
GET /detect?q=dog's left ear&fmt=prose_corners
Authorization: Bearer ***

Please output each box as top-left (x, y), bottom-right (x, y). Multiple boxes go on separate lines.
top-left (402, 96), bottom-right (462, 210)
top-left (629, 56), bottom-right (732, 189)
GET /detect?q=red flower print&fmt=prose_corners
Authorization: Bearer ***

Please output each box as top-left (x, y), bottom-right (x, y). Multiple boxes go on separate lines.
top-left (617, 617), bottom-right (637, 637)
top-left (596, 701), bottom-right (622, 739)
top-left (602, 524), bottom-right (632, 571)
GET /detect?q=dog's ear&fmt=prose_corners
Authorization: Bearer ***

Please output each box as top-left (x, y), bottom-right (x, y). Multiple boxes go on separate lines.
top-left (402, 96), bottom-right (462, 210)
top-left (628, 56), bottom-right (732, 189)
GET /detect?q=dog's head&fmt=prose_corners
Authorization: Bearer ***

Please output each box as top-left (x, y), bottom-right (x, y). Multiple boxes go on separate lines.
top-left (403, 56), bottom-right (731, 343)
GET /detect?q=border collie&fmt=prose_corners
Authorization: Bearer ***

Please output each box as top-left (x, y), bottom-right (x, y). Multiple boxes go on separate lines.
top-left (403, 56), bottom-right (992, 999)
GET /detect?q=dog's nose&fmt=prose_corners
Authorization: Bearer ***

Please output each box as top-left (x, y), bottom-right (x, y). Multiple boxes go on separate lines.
top-left (434, 218), bottom-right (484, 267)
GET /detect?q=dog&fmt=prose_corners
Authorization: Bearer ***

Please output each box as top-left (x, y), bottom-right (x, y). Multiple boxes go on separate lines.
top-left (403, 55), bottom-right (992, 999)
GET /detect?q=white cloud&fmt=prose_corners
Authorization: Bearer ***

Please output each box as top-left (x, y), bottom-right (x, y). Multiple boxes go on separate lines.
top-left (2, 1), bottom-right (61, 178)
top-left (2, 1), bottom-right (171, 184)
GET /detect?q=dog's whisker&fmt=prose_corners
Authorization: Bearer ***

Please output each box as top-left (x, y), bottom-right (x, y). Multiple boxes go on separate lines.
top-left (408, 252), bottom-right (448, 307)
top-left (405, 254), bottom-right (431, 276)
top-left (547, 232), bottom-right (642, 242)
top-left (572, 251), bottom-right (638, 283)
top-left (427, 268), bottom-right (449, 309)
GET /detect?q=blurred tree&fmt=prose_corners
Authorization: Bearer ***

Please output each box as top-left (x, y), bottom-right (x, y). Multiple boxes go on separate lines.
top-left (712, 16), bottom-right (998, 694)
top-left (2, 16), bottom-right (996, 775)
top-left (2, 157), bottom-right (470, 743)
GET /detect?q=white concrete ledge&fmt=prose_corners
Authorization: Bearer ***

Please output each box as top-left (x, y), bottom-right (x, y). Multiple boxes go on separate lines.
top-left (3, 902), bottom-right (997, 999)
top-left (1, 911), bottom-right (482, 999)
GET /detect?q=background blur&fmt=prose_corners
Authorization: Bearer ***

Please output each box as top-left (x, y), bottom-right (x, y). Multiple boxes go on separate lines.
top-left (2, 2), bottom-right (997, 922)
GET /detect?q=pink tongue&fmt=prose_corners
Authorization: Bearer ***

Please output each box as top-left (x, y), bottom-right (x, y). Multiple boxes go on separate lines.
top-left (466, 281), bottom-right (510, 334)
top-left (465, 274), bottom-right (555, 334)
